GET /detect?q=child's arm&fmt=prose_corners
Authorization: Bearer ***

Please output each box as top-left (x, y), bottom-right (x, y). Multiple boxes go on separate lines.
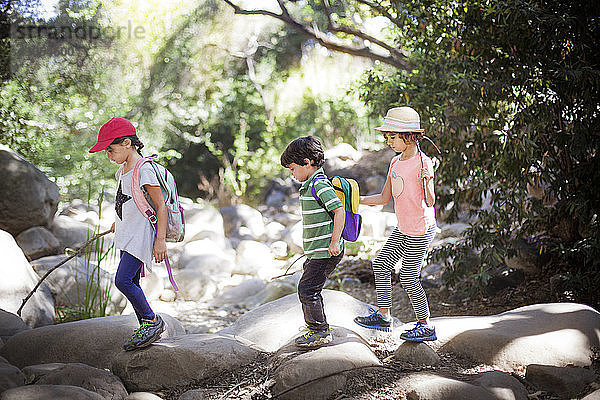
top-left (420, 167), bottom-right (436, 207)
top-left (144, 185), bottom-right (168, 263)
top-left (328, 205), bottom-right (345, 256)
top-left (359, 174), bottom-right (392, 205)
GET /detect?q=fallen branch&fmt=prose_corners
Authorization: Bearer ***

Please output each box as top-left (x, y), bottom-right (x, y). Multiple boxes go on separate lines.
top-left (17, 229), bottom-right (112, 317)
top-left (270, 254), bottom-right (305, 280)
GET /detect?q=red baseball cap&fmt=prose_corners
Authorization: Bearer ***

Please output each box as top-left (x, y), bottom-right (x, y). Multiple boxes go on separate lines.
top-left (89, 117), bottom-right (136, 153)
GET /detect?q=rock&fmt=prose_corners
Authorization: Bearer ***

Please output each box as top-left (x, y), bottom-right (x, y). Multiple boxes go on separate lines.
top-left (126, 393), bottom-right (164, 400)
top-left (0, 310), bottom-right (30, 342)
top-left (0, 230), bottom-right (55, 328)
top-left (324, 143), bottom-right (362, 162)
top-left (263, 221), bottom-right (286, 241)
top-left (0, 145), bottom-right (60, 236)
top-left (472, 371), bottom-right (528, 400)
top-left (177, 389), bottom-right (213, 400)
top-left (33, 362), bottom-right (127, 400)
top-left (432, 303), bottom-right (600, 371)
top-left (364, 175), bottom-right (386, 194)
top-left (30, 255), bottom-right (126, 315)
top-left (21, 363), bottom-right (65, 384)
top-left (183, 207), bottom-right (225, 243)
top-left (420, 263), bottom-right (443, 288)
top-left (125, 392), bottom-right (162, 400)
top-left (220, 289), bottom-right (396, 352)
top-left (525, 364), bottom-right (596, 398)
top-left (400, 373), bottom-right (497, 400)
top-left (358, 206), bottom-right (392, 238)
top-left (504, 238), bottom-right (542, 275)
top-left (272, 327), bottom-right (380, 400)
top-left (234, 240), bottom-right (276, 276)
top-left (177, 239), bottom-right (234, 273)
top-left (111, 334), bottom-right (261, 392)
top-left (281, 222), bottom-right (303, 254)
top-left (0, 313), bottom-right (184, 370)
top-left (243, 279), bottom-right (297, 309)
top-left (219, 204), bottom-right (265, 239)
top-left (213, 278), bottom-right (266, 306)
top-left (270, 240), bottom-right (288, 259)
top-left (436, 222), bottom-right (470, 240)
top-left (50, 215), bottom-right (95, 249)
top-left (174, 268), bottom-right (220, 301)
top-left (1, 384), bottom-right (105, 400)
top-left (14, 227), bottom-right (60, 260)
top-left (0, 356), bottom-right (24, 393)
top-left (394, 342), bottom-right (440, 367)
top-left (582, 389), bottom-right (600, 400)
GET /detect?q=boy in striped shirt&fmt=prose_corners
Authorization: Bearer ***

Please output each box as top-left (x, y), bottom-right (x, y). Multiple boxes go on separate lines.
top-left (281, 136), bottom-right (345, 348)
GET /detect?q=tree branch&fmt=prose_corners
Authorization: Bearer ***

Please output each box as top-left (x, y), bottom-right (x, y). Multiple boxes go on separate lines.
top-left (221, 0), bottom-right (411, 70)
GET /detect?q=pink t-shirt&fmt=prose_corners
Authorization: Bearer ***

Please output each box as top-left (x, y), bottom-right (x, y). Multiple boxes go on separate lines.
top-left (388, 153), bottom-right (436, 236)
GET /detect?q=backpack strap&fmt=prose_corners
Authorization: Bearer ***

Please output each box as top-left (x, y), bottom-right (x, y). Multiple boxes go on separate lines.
top-left (131, 154), bottom-right (179, 291)
top-left (131, 155), bottom-right (159, 225)
top-left (311, 175), bottom-right (334, 220)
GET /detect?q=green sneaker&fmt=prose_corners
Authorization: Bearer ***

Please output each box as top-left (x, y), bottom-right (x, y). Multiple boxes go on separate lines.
top-left (123, 315), bottom-right (165, 351)
top-left (295, 328), bottom-right (332, 348)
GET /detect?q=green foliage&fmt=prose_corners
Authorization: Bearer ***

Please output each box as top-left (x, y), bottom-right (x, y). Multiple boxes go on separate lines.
top-left (357, 0), bottom-right (600, 304)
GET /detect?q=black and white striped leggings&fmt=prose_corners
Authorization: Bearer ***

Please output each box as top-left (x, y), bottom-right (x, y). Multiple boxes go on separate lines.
top-left (372, 226), bottom-right (435, 321)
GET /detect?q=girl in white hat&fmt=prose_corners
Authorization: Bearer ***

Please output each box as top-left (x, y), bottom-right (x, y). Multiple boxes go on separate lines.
top-left (354, 106), bottom-right (437, 341)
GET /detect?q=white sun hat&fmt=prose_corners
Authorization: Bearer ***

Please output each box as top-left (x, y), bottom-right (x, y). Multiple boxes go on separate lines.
top-left (375, 106), bottom-right (424, 132)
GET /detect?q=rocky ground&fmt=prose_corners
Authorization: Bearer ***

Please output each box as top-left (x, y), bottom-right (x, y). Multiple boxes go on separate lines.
top-left (151, 256), bottom-right (598, 400)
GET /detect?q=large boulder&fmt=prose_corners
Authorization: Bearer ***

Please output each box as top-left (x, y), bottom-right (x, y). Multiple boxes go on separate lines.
top-left (220, 289), bottom-right (399, 352)
top-left (111, 333), bottom-right (261, 392)
top-left (183, 207), bottom-right (225, 243)
top-left (431, 303), bottom-right (600, 371)
top-left (0, 310), bottom-right (30, 342)
top-left (49, 215), bottom-right (95, 250)
top-left (525, 364), bottom-right (596, 398)
top-left (14, 227), bottom-right (60, 261)
top-left (30, 255), bottom-right (127, 315)
top-left (219, 204), bottom-right (265, 239)
top-left (0, 230), bottom-right (55, 328)
top-left (0, 356), bottom-right (24, 393)
top-left (0, 313), bottom-right (185, 370)
top-left (0, 145), bottom-right (60, 236)
top-left (1, 384), bottom-right (105, 400)
top-left (234, 240), bottom-right (277, 277)
top-left (32, 363), bottom-right (128, 400)
top-left (397, 372), bottom-right (499, 400)
top-left (271, 327), bottom-right (380, 400)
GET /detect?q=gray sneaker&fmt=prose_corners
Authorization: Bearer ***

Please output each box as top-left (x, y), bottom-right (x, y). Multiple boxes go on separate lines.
top-left (123, 315), bottom-right (165, 351)
top-left (295, 328), bottom-right (332, 348)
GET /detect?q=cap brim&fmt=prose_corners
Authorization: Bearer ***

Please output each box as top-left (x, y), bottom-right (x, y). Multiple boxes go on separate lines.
top-left (88, 139), bottom-right (112, 153)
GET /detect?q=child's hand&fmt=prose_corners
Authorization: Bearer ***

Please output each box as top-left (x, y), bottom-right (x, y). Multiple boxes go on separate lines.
top-left (419, 167), bottom-right (433, 182)
top-left (153, 239), bottom-right (167, 263)
top-left (328, 241), bottom-right (342, 257)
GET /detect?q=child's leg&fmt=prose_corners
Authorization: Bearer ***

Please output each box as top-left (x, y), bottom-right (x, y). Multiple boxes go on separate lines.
top-left (297, 252), bottom-right (344, 332)
top-left (115, 251), bottom-right (155, 322)
top-left (372, 228), bottom-right (405, 313)
top-left (397, 227), bottom-right (436, 323)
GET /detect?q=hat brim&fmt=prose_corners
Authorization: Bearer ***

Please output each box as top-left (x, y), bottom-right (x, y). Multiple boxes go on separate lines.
top-left (375, 124), bottom-right (424, 132)
top-left (89, 139), bottom-right (112, 153)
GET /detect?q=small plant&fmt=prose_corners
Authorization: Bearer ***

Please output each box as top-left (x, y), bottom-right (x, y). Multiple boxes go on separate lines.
top-left (56, 190), bottom-right (116, 323)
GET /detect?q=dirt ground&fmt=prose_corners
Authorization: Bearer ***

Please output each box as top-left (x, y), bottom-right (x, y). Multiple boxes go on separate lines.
top-left (161, 257), bottom-right (599, 400)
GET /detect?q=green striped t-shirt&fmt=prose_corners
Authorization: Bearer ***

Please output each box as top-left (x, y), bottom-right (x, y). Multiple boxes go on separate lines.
top-left (299, 168), bottom-right (344, 259)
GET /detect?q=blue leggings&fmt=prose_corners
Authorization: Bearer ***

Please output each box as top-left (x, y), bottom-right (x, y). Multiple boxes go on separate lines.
top-left (114, 251), bottom-right (155, 323)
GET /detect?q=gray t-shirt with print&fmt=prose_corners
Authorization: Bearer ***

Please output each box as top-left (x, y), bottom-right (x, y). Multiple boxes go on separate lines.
top-left (114, 163), bottom-right (159, 271)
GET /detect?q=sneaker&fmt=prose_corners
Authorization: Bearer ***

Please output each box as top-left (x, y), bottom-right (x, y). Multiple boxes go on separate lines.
top-left (400, 322), bottom-right (437, 342)
top-left (295, 328), bottom-right (332, 348)
top-left (123, 315), bottom-right (165, 351)
top-left (353, 308), bottom-right (392, 332)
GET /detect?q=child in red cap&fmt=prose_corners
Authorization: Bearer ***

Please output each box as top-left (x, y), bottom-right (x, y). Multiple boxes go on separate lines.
top-left (90, 117), bottom-right (167, 350)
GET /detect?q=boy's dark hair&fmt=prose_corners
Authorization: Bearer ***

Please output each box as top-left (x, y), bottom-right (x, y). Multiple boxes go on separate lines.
top-left (111, 135), bottom-right (144, 156)
top-left (280, 136), bottom-right (325, 168)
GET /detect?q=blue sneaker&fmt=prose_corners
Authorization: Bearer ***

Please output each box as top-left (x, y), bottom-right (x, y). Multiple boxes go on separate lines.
top-left (354, 308), bottom-right (392, 332)
top-left (400, 322), bottom-right (437, 342)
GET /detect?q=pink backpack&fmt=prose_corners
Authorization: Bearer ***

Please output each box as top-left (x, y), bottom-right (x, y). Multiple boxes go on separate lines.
top-left (131, 154), bottom-right (185, 291)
